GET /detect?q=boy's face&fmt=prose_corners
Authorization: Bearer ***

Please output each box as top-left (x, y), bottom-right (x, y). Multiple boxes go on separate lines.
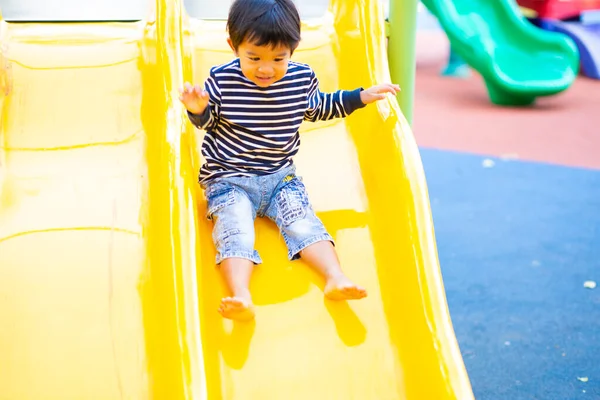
top-left (229, 39), bottom-right (292, 88)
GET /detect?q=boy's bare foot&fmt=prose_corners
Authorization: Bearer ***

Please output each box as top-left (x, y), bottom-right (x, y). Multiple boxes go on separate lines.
top-left (324, 275), bottom-right (367, 301)
top-left (218, 296), bottom-right (255, 321)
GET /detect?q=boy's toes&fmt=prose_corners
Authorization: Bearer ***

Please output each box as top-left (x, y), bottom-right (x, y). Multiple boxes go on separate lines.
top-left (218, 297), bottom-right (255, 321)
top-left (341, 285), bottom-right (367, 300)
top-left (325, 280), bottom-right (367, 301)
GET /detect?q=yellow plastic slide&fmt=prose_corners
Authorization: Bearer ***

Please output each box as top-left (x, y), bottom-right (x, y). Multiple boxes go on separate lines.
top-left (0, 0), bottom-right (474, 398)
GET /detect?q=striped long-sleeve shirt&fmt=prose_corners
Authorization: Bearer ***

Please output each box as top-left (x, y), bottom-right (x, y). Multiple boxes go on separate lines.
top-left (188, 59), bottom-right (366, 184)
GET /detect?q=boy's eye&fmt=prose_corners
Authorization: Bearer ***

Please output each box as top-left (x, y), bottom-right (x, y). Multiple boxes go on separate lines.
top-left (249, 57), bottom-right (260, 61)
top-left (274, 58), bottom-right (284, 62)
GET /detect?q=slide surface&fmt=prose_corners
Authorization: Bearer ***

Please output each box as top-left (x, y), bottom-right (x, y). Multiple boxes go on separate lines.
top-left (0, 12), bottom-right (205, 400)
top-left (0, 0), bottom-right (473, 399)
top-left (421, 0), bottom-right (580, 105)
top-left (539, 19), bottom-right (600, 79)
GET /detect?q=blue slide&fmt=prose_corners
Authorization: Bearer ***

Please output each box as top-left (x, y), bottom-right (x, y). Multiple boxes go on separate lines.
top-left (538, 19), bottom-right (600, 80)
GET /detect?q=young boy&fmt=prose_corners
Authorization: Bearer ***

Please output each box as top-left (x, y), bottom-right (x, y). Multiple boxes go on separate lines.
top-left (179, 0), bottom-right (400, 321)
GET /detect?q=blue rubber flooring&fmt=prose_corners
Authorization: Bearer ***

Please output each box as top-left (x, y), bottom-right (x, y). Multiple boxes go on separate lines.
top-left (420, 148), bottom-right (600, 400)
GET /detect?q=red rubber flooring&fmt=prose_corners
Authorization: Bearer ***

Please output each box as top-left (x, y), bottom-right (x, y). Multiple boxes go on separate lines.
top-left (413, 32), bottom-right (600, 170)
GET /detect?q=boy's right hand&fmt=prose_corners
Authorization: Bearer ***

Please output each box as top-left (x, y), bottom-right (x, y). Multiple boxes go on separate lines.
top-left (179, 82), bottom-right (210, 115)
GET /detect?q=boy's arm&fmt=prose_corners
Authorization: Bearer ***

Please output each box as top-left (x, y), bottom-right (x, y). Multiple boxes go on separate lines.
top-left (187, 70), bottom-right (222, 131)
top-left (304, 70), bottom-right (366, 122)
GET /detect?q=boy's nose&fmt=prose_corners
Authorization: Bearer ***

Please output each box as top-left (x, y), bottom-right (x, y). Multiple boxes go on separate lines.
top-left (257, 65), bottom-right (274, 75)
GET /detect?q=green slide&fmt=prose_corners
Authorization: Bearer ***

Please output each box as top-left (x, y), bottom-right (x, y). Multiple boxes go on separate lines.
top-left (420, 0), bottom-right (580, 106)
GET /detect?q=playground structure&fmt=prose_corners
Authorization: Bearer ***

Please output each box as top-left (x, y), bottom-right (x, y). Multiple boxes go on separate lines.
top-left (537, 18), bottom-right (600, 79)
top-left (519, 0), bottom-right (600, 80)
top-left (517, 0), bottom-right (600, 20)
top-left (421, 0), bottom-right (580, 106)
top-left (0, 0), bottom-right (474, 399)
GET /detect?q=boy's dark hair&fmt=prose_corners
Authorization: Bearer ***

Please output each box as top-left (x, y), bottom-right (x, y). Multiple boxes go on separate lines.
top-left (227, 0), bottom-right (301, 52)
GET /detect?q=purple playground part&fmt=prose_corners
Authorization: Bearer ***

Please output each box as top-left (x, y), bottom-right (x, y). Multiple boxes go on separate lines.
top-left (539, 19), bottom-right (600, 79)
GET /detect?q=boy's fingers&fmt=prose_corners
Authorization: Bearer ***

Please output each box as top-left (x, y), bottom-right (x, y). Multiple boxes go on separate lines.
top-left (381, 83), bottom-right (400, 92)
top-left (375, 86), bottom-right (393, 94)
top-left (369, 83), bottom-right (400, 95)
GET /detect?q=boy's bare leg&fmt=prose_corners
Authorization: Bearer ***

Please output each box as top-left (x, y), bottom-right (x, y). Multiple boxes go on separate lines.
top-left (219, 258), bottom-right (255, 321)
top-left (300, 241), bottom-right (367, 300)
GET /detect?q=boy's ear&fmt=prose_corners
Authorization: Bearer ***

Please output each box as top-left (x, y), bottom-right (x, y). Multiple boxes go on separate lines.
top-left (226, 38), bottom-right (238, 55)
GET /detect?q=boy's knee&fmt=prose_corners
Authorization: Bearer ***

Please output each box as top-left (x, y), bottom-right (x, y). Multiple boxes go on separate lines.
top-left (283, 217), bottom-right (314, 237)
top-left (215, 226), bottom-right (254, 252)
top-left (273, 177), bottom-right (331, 247)
top-left (212, 204), bottom-right (260, 263)
top-left (205, 181), bottom-right (256, 253)
top-left (274, 177), bottom-right (311, 227)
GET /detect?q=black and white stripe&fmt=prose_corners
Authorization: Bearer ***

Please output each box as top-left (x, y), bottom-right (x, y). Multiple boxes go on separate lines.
top-left (188, 59), bottom-right (365, 183)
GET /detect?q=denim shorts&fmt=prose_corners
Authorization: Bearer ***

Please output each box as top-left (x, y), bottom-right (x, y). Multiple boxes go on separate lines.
top-left (202, 165), bottom-right (334, 265)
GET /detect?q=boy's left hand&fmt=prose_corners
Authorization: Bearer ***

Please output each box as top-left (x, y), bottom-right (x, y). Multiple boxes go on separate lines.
top-left (360, 83), bottom-right (401, 104)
